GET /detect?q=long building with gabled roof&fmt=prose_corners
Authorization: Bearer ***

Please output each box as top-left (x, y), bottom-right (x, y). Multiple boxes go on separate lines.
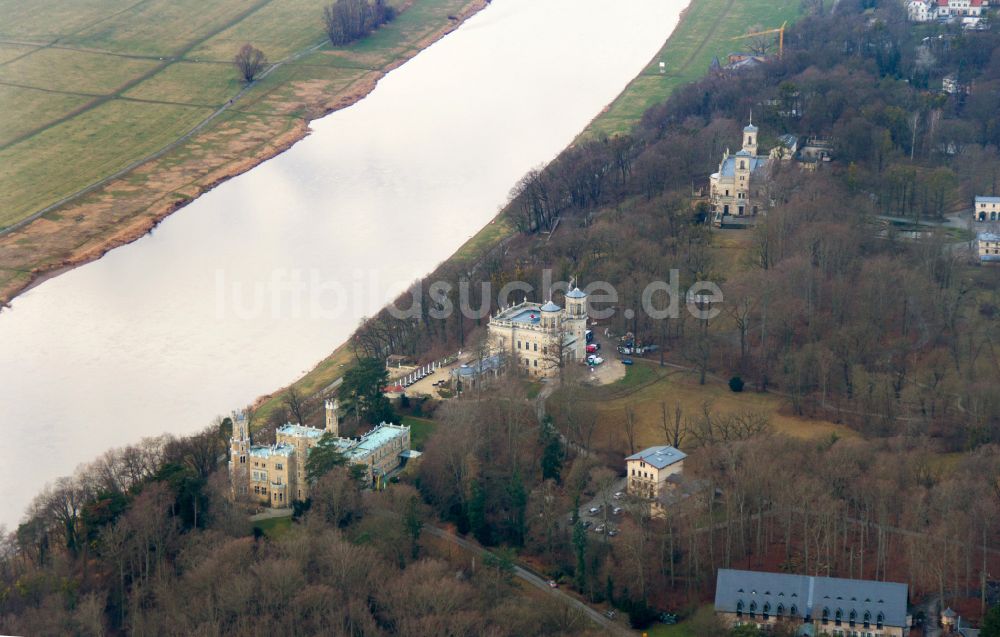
top-left (714, 568), bottom-right (909, 636)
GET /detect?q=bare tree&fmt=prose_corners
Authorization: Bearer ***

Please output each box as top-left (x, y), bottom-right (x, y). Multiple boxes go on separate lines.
top-left (624, 405), bottom-right (638, 455)
top-left (283, 387), bottom-right (307, 425)
top-left (234, 44), bottom-right (267, 83)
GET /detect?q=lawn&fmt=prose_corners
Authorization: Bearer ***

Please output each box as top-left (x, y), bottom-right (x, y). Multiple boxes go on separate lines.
top-left (401, 415), bottom-right (437, 450)
top-left (0, 100), bottom-right (211, 227)
top-left (585, 0), bottom-right (801, 138)
top-left (0, 86), bottom-right (92, 147)
top-left (62, 0), bottom-right (264, 57)
top-left (581, 359), bottom-right (855, 455)
top-left (253, 514), bottom-right (294, 539)
top-left (123, 61), bottom-right (245, 107)
top-left (0, 48), bottom-right (159, 95)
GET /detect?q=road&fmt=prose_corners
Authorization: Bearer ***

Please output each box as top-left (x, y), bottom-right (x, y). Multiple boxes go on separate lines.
top-left (423, 525), bottom-right (634, 636)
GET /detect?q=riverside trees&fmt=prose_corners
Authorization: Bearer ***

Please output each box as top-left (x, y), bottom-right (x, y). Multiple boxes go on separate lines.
top-left (323, 0), bottom-right (395, 46)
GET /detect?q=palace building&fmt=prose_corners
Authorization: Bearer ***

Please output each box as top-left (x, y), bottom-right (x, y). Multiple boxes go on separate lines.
top-left (228, 399), bottom-right (411, 507)
top-left (487, 284), bottom-right (588, 378)
top-left (710, 120), bottom-right (771, 225)
top-left (714, 569), bottom-right (909, 637)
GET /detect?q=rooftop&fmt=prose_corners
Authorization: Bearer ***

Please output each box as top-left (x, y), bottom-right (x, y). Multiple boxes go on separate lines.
top-left (345, 422), bottom-right (409, 461)
top-left (566, 287), bottom-right (587, 299)
top-left (276, 423), bottom-right (326, 439)
top-left (720, 155), bottom-right (768, 177)
top-left (626, 445), bottom-right (687, 469)
top-left (714, 569), bottom-right (909, 627)
top-left (249, 443), bottom-right (295, 459)
top-left (540, 300), bottom-right (562, 312)
top-left (976, 196), bottom-right (1000, 204)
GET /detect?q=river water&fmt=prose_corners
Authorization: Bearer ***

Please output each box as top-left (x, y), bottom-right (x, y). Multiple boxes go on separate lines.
top-left (0, 0), bottom-right (687, 528)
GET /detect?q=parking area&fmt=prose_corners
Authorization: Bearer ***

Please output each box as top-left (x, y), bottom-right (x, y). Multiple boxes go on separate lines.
top-left (574, 477), bottom-right (627, 538)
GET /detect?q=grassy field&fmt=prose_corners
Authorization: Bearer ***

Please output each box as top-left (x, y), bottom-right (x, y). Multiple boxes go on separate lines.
top-left (0, 0), bottom-right (465, 232)
top-left (401, 415), bottom-right (437, 450)
top-left (582, 360), bottom-right (854, 454)
top-left (585, 0), bottom-right (801, 138)
top-left (0, 0), bottom-right (483, 304)
top-left (253, 514), bottom-right (294, 538)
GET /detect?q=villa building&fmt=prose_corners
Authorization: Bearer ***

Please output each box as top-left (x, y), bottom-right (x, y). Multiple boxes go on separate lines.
top-left (714, 569), bottom-right (909, 637)
top-left (626, 445), bottom-right (686, 500)
top-left (978, 231), bottom-right (1000, 263)
top-left (908, 0), bottom-right (986, 21)
top-left (228, 399), bottom-right (411, 507)
top-left (710, 120), bottom-right (771, 225)
top-left (487, 284), bottom-right (588, 378)
top-left (975, 196), bottom-right (1000, 221)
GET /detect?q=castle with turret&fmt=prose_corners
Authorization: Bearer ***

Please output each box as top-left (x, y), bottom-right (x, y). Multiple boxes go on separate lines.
top-left (228, 399), bottom-right (411, 507)
top-left (709, 120), bottom-right (771, 226)
top-left (487, 283), bottom-right (589, 378)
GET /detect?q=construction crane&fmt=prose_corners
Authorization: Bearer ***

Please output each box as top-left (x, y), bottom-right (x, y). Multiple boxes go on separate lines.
top-left (730, 21), bottom-right (788, 58)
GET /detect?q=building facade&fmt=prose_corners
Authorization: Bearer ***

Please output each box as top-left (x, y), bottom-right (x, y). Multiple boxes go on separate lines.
top-left (714, 569), bottom-right (909, 637)
top-left (626, 445), bottom-right (687, 500)
top-left (710, 121), bottom-right (771, 225)
top-left (487, 285), bottom-right (588, 378)
top-left (977, 232), bottom-right (1000, 263)
top-left (228, 400), bottom-right (410, 507)
top-left (975, 196), bottom-right (1000, 222)
top-left (908, 0), bottom-right (986, 21)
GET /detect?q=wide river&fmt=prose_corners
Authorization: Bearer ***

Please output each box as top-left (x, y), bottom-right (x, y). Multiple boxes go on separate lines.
top-left (0, 0), bottom-right (687, 528)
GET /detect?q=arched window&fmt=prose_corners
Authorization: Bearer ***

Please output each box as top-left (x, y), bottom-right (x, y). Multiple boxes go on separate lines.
top-left (763, 602), bottom-right (771, 620)
top-left (777, 604), bottom-right (785, 617)
top-left (790, 604), bottom-right (798, 618)
top-left (822, 608), bottom-right (830, 625)
top-left (736, 601), bottom-right (744, 618)
top-left (749, 601), bottom-right (757, 618)
top-left (877, 612), bottom-right (885, 629)
top-left (864, 610), bottom-right (872, 628)
top-left (849, 609), bottom-right (857, 627)
top-left (835, 609), bottom-right (843, 626)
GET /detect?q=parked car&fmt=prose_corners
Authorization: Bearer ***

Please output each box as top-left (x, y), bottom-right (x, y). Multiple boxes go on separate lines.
top-left (607, 529), bottom-right (619, 537)
top-left (612, 507), bottom-right (623, 515)
top-left (605, 609), bottom-right (617, 619)
top-left (586, 344), bottom-right (598, 354)
top-left (613, 491), bottom-right (623, 500)
top-left (621, 357), bottom-right (633, 365)
top-left (659, 612), bottom-right (678, 624)
top-left (585, 329), bottom-right (593, 343)
top-left (590, 356), bottom-right (604, 365)
top-left (588, 506), bottom-right (600, 515)
top-left (582, 520), bottom-right (593, 529)
top-left (547, 580), bottom-right (558, 589)
top-left (594, 524), bottom-right (606, 533)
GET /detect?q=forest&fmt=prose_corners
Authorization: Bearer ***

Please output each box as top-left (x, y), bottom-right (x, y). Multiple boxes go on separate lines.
top-left (5, 0), bottom-right (1000, 632)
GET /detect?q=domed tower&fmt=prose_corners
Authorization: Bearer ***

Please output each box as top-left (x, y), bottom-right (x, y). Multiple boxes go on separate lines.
top-left (563, 284), bottom-right (588, 362)
top-left (540, 299), bottom-right (561, 333)
top-left (229, 411), bottom-right (250, 500)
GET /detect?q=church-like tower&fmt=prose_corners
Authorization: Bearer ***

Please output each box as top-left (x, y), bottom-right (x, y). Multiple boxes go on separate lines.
top-left (742, 120), bottom-right (758, 156)
top-left (228, 411), bottom-right (250, 500)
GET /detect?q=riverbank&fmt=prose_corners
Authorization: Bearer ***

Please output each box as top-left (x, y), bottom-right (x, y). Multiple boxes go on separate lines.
top-left (0, 0), bottom-right (487, 307)
top-left (250, 0), bottom-right (801, 425)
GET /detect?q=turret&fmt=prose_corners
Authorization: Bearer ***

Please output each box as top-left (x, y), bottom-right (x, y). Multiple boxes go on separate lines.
top-left (325, 399), bottom-right (341, 437)
top-left (564, 284), bottom-right (589, 361)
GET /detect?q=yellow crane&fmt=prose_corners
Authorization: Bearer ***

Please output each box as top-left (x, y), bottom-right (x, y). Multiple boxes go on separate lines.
top-left (730, 21), bottom-right (788, 58)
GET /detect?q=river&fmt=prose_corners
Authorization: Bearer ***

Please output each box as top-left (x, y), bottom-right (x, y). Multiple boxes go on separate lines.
top-left (0, 0), bottom-right (687, 528)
